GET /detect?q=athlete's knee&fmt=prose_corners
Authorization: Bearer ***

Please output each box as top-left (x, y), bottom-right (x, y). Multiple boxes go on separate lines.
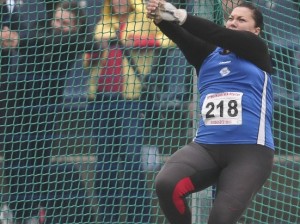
top-left (208, 191), bottom-right (248, 224)
top-left (156, 172), bottom-right (195, 215)
top-left (155, 170), bottom-right (174, 197)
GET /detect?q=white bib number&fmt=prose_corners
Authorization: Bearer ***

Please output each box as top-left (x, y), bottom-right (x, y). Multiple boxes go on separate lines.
top-left (202, 92), bottom-right (243, 125)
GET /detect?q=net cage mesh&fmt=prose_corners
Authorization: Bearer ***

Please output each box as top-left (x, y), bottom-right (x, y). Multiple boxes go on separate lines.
top-left (0, 0), bottom-right (299, 223)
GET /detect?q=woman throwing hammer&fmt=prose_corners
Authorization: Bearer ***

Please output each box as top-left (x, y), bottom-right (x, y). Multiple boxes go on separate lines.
top-left (146, 1), bottom-right (274, 223)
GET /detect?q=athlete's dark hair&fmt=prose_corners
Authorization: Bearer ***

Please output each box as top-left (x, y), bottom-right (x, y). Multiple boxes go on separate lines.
top-left (237, 2), bottom-right (264, 30)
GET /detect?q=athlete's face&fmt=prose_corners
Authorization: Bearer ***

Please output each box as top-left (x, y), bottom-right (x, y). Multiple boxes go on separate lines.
top-left (226, 7), bottom-right (261, 35)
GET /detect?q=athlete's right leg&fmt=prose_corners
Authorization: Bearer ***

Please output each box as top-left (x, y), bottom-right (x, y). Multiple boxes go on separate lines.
top-left (155, 142), bottom-right (220, 224)
top-left (208, 145), bottom-right (274, 224)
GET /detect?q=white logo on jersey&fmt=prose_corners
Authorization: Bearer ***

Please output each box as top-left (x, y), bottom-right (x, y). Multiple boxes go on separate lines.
top-left (220, 67), bottom-right (230, 77)
top-left (219, 61), bottom-right (231, 64)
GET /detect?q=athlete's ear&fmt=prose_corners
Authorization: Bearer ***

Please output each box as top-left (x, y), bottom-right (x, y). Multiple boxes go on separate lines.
top-left (254, 27), bottom-right (261, 36)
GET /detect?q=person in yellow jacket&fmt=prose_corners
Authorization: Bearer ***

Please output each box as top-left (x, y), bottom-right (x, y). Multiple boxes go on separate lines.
top-left (84, 0), bottom-right (162, 222)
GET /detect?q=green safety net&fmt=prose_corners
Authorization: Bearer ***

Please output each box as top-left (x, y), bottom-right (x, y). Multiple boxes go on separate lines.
top-left (0, 0), bottom-right (299, 223)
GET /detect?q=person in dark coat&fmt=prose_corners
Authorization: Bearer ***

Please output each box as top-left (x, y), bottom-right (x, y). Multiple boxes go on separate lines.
top-left (0, 0), bottom-right (25, 129)
top-left (2, 1), bottom-right (100, 223)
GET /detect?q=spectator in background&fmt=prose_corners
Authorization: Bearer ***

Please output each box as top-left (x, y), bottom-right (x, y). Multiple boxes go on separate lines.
top-left (148, 8), bottom-right (193, 119)
top-left (2, 1), bottom-right (100, 223)
top-left (85, 0), bottom-right (157, 222)
top-left (0, 0), bottom-right (22, 119)
top-left (0, 0), bottom-right (20, 75)
top-left (0, 0), bottom-right (24, 118)
top-left (0, 0), bottom-right (25, 221)
top-left (141, 0), bottom-right (193, 157)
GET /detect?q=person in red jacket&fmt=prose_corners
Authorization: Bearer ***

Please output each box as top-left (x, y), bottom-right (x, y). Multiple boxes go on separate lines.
top-left (86, 0), bottom-right (159, 222)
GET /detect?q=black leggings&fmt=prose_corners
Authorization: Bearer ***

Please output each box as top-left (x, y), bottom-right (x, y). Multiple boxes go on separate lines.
top-left (155, 142), bottom-right (274, 224)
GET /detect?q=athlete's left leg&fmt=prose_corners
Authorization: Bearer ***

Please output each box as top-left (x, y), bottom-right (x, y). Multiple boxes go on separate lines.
top-left (208, 145), bottom-right (274, 224)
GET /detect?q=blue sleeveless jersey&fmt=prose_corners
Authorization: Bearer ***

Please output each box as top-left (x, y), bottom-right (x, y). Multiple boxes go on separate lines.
top-left (193, 47), bottom-right (274, 150)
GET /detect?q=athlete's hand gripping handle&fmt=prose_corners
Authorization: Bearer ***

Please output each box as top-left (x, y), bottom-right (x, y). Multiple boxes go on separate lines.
top-left (146, 0), bottom-right (187, 25)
